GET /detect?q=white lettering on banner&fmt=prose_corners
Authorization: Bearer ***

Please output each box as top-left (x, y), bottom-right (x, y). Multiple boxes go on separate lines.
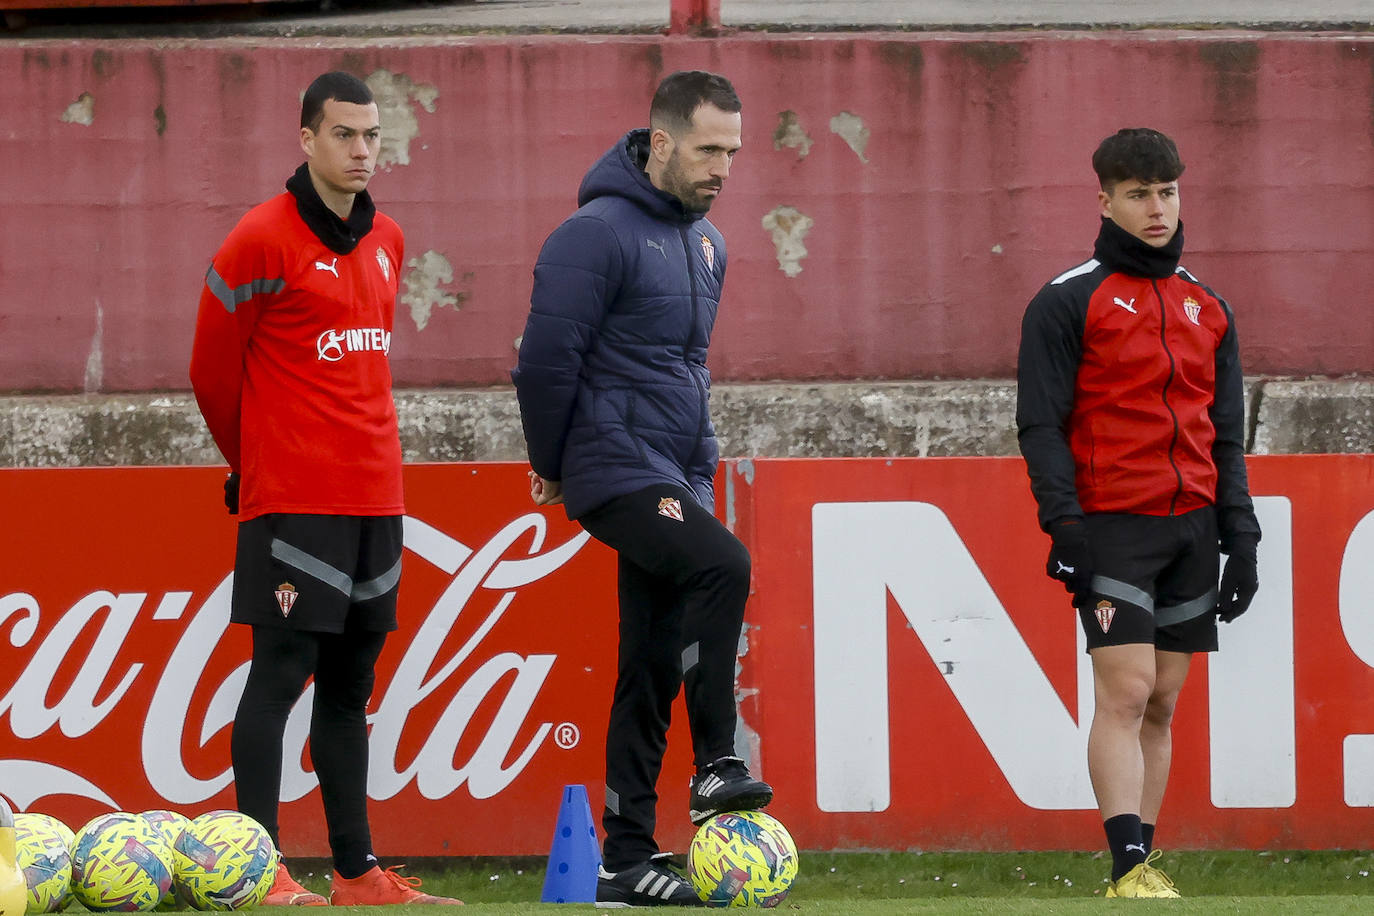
top-left (0, 513), bottom-right (589, 811)
top-left (0, 590), bottom-right (144, 737)
top-left (812, 502), bottom-right (1094, 812)
top-left (812, 498), bottom-right (1296, 813)
top-left (1340, 508), bottom-right (1374, 805)
top-left (1209, 498), bottom-right (1295, 807)
top-left (142, 581), bottom-right (244, 803)
top-left (368, 515), bottom-right (589, 801)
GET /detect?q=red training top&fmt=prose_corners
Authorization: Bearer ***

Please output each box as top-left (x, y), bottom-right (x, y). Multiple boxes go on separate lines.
top-left (189, 191), bottom-right (405, 520)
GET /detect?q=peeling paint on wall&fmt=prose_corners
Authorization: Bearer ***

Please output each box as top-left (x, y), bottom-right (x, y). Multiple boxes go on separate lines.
top-left (761, 206), bottom-right (814, 279)
top-left (84, 301), bottom-right (103, 393)
top-left (734, 622), bottom-right (763, 776)
top-left (402, 250), bottom-right (467, 331)
top-left (366, 70), bottom-right (439, 170)
top-left (61, 92), bottom-right (94, 126)
top-left (772, 110), bottom-right (813, 159)
top-left (829, 111), bottom-right (870, 163)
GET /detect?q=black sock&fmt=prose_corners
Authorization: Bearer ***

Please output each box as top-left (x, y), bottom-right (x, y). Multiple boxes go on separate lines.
top-left (334, 852), bottom-right (377, 880)
top-left (1141, 822), bottom-right (1155, 854)
top-left (1104, 813), bottom-right (1147, 881)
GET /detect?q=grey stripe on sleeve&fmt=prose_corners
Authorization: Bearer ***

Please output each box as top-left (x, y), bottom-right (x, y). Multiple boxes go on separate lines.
top-left (205, 265), bottom-right (285, 314)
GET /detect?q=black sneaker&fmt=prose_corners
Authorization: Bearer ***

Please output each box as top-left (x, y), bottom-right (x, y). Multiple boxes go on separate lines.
top-left (594, 858), bottom-right (700, 907)
top-left (688, 755), bottom-right (774, 825)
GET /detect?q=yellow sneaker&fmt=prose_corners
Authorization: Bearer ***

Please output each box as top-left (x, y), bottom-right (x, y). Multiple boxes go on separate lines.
top-left (1105, 849), bottom-right (1181, 898)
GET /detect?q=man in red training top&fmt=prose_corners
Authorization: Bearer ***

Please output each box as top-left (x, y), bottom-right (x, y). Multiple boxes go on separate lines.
top-left (189, 71), bottom-right (460, 908)
top-left (1017, 128), bottom-right (1261, 898)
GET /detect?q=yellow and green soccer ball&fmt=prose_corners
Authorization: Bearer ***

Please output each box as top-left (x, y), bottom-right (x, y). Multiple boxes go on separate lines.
top-left (70, 813), bottom-right (174, 912)
top-left (139, 811), bottom-right (191, 911)
top-left (688, 810), bottom-right (799, 907)
top-left (171, 811), bottom-right (277, 911)
top-left (14, 812), bottom-right (75, 914)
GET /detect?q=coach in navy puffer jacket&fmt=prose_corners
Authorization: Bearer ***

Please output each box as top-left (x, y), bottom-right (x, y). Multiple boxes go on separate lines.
top-left (511, 126), bottom-right (725, 520)
top-left (511, 74), bottom-right (774, 898)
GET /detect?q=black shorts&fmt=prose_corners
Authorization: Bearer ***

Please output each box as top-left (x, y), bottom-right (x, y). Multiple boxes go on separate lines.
top-left (231, 513), bottom-right (402, 634)
top-left (1077, 507), bottom-right (1219, 654)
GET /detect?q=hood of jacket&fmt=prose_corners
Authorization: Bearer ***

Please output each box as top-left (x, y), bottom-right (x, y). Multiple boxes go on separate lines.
top-left (576, 129), bottom-right (703, 225)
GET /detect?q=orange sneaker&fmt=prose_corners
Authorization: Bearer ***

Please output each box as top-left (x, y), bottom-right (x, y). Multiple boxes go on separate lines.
top-left (329, 866), bottom-right (463, 906)
top-left (262, 862), bottom-right (329, 907)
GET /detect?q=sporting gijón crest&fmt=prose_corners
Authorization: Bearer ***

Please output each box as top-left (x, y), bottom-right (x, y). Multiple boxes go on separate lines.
top-left (275, 581), bottom-right (299, 617)
top-left (1094, 599), bottom-right (1115, 633)
top-left (700, 234), bottom-right (715, 270)
top-left (657, 497), bottom-right (684, 522)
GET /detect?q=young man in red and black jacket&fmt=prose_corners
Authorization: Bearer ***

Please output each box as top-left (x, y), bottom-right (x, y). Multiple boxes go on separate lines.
top-left (1016, 128), bottom-right (1261, 898)
top-left (190, 71), bottom-right (459, 908)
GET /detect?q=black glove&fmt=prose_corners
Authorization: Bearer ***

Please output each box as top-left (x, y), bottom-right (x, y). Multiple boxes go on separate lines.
top-left (1046, 517), bottom-right (1093, 607)
top-left (224, 472), bottom-right (240, 515)
top-left (1216, 536), bottom-right (1259, 623)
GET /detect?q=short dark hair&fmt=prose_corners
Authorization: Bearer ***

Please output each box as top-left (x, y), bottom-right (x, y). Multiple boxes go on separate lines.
top-left (1092, 128), bottom-right (1185, 191)
top-left (649, 70), bottom-right (741, 135)
top-left (301, 71), bottom-right (374, 132)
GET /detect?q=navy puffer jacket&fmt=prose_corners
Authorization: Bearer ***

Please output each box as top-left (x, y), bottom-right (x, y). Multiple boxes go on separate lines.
top-left (512, 130), bottom-right (726, 520)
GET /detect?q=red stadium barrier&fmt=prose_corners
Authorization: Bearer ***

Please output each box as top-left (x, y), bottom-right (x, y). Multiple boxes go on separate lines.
top-left (1, 457), bottom-right (1371, 854)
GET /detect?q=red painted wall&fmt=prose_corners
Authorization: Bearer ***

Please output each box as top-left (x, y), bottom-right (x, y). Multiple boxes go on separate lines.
top-left (1, 32), bottom-right (1370, 392)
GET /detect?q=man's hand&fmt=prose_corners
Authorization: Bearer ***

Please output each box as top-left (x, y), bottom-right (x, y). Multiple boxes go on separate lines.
top-left (224, 472), bottom-right (240, 515)
top-left (1046, 517), bottom-right (1092, 607)
top-left (1216, 537), bottom-right (1259, 623)
top-left (529, 470), bottom-right (564, 506)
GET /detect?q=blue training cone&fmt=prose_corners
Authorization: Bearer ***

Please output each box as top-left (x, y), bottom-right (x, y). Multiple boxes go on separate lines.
top-left (540, 784), bottom-right (602, 903)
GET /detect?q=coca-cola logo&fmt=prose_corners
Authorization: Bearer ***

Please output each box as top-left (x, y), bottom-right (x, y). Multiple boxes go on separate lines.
top-left (0, 512), bottom-right (589, 812)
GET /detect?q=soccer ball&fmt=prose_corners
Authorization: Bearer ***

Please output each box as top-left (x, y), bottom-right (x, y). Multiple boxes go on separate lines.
top-left (13, 813), bottom-right (74, 913)
top-left (70, 813), bottom-right (174, 912)
top-left (688, 811), bottom-right (799, 907)
top-left (138, 812), bottom-right (191, 911)
top-left (172, 811), bottom-right (277, 911)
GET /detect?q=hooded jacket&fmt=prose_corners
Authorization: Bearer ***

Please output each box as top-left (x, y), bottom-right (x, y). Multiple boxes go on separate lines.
top-left (512, 130), bottom-right (726, 520)
top-left (1016, 218), bottom-right (1261, 552)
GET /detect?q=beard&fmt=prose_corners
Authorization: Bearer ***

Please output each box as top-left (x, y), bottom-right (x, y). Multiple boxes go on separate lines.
top-left (661, 153), bottom-right (719, 214)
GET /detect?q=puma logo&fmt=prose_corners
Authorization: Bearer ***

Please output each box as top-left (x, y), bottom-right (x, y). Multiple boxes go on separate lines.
top-left (1056, 561), bottom-right (1076, 575)
top-left (1125, 843), bottom-right (1147, 855)
top-left (315, 257), bottom-right (339, 277)
top-left (1113, 296), bottom-right (1137, 314)
top-left (646, 238), bottom-right (666, 259)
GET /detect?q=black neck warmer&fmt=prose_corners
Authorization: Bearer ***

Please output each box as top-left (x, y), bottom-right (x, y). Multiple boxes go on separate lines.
top-left (1092, 216), bottom-right (1184, 280)
top-left (285, 163), bottom-right (376, 255)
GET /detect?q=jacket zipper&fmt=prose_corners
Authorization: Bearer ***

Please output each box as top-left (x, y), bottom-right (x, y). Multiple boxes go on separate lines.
top-left (679, 226), bottom-right (709, 448)
top-left (1152, 278), bottom-right (1184, 515)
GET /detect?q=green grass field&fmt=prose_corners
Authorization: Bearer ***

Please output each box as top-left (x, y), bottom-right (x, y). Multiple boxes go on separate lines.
top-left (280, 849), bottom-right (1374, 913)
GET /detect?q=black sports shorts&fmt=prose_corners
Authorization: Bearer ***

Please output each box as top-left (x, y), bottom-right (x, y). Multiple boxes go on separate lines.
top-left (1077, 506), bottom-right (1219, 654)
top-left (231, 513), bottom-right (403, 633)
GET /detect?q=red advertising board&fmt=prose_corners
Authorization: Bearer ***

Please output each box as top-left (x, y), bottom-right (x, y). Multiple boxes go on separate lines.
top-left (0, 464), bottom-right (696, 857)
top-left (2, 457), bottom-right (1373, 854)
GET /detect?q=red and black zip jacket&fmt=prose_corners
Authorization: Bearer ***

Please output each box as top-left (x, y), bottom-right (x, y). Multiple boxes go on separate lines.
top-left (1016, 218), bottom-right (1260, 551)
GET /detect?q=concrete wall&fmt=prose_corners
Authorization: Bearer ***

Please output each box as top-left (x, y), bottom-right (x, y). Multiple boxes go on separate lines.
top-left (3, 378), bottom-right (1370, 468)
top-left (2, 31), bottom-right (1372, 394)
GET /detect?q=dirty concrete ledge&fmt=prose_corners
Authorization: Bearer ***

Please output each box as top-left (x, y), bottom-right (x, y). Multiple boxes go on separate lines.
top-left (0, 378), bottom-right (1369, 468)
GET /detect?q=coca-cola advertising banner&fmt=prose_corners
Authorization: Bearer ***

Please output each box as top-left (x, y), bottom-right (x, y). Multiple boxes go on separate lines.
top-left (3, 456), bottom-right (1374, 854)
